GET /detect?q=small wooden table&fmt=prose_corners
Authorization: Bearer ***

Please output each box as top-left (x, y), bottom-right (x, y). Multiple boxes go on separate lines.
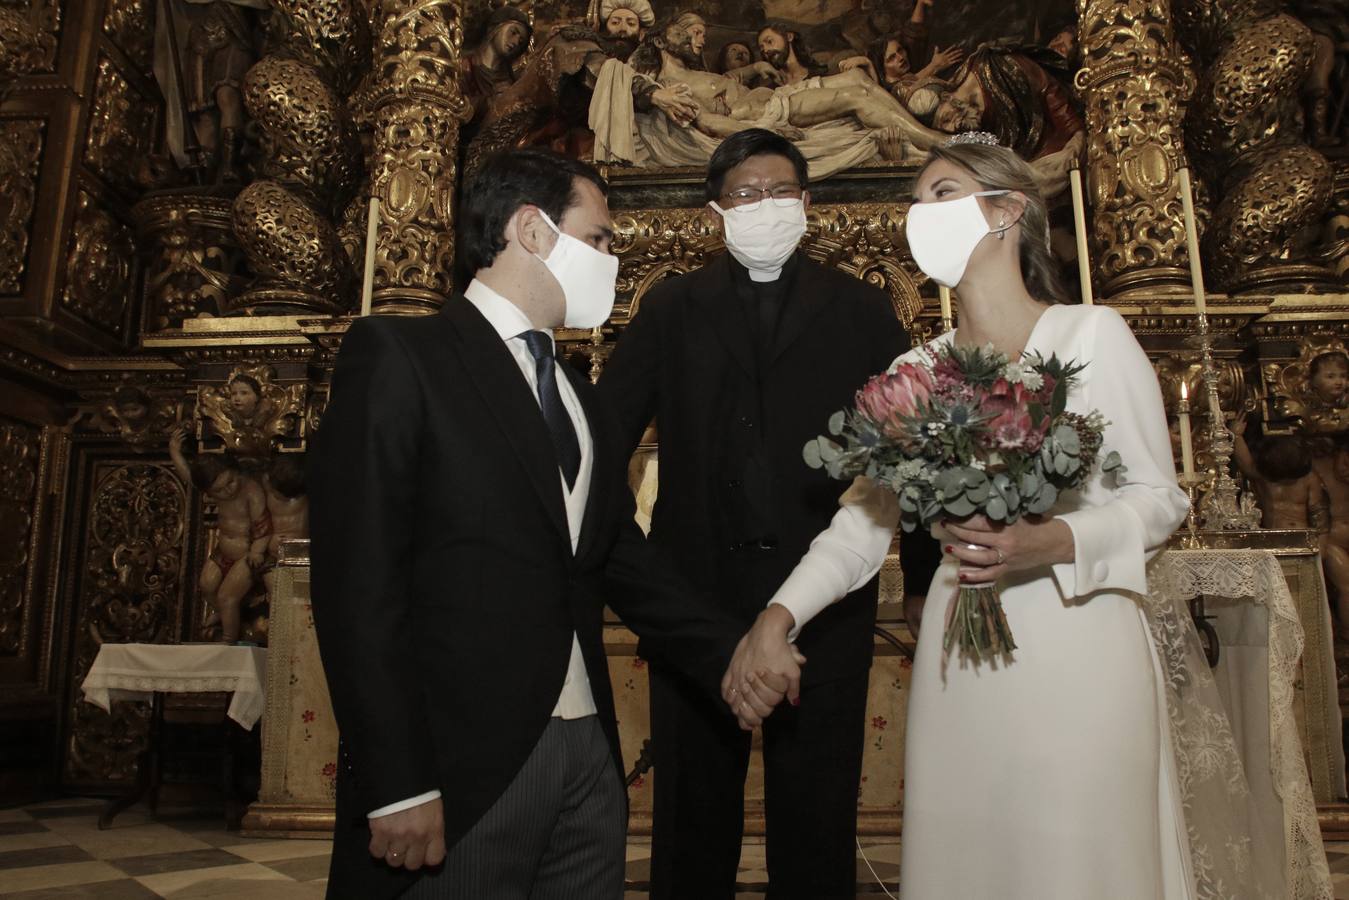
top-left (81, 643), bottom-right (267, 829)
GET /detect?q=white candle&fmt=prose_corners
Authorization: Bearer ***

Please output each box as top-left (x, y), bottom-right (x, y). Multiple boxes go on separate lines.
top-left (1176, 168), bottom-right (1206, 317)
top-left (1069, 166), bottom-right (1093, 305)
top-left (1178, 381), bottom-right (1195, 478)
top-left (360, 195), bottom-right (380, 317)
top-left (938, 285), bottom-right (953, 331)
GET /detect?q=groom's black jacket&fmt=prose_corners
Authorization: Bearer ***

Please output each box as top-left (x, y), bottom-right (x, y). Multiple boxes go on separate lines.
top-left (308, 301), bottom-right (741, 899)
top-left (599, 252), bottom-right (943, 685)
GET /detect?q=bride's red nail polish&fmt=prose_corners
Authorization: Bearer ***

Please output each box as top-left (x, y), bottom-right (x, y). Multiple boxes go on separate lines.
top-left (790, 697), bottom-right (800, 707)
top-left (944, 545), bottom-right (953, 554)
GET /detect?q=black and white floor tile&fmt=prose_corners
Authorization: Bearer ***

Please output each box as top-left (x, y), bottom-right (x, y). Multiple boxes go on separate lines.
top-left (1, 799), bottom-right (1342, 898)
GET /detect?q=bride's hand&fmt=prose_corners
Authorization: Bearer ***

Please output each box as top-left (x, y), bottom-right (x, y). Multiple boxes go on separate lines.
top-left (721, 605), bottom-right (806, 730)
top-left (939, 514), bottom-right (1074, 584)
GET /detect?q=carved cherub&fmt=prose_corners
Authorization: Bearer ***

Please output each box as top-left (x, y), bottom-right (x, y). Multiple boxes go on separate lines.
top-left (90, 386), bottom-right (182, 444)
top-left (1265, 342), bottom-right (1349, 434)
top-left (197, 365), bottom-right (305, 460)
top-left (169, 424), bottom-right (269, 643)
top-left (259, 452), bottom-right (308, 600)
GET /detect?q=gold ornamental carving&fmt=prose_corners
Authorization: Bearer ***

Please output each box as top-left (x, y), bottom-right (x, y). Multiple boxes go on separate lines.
top-left (242, 55), bottom-right (359, 198)
top-left (65, 462), bottom-right (187, 785)
top-left (0, 421), bottom-right (40, 657)
top-left (0, 0), bottom-right (59, 79)
top-left (269, 0), bottom-right (369, 94)
top-left (102, 0), bottom-right (153, 73)
top-left (232, 180), bottom-right (352, 312)
top-left (77, 384), bottom-right (188, 446)
top-left (0, 5), bottom-right (45, 84)
top-left (1180, 7), bottom-right (1337, 292)
top-left (133, 192), bottom-right (247, 327)
top-left (231, 7), bottom-right (361, 312)
top-left (353, 0), bottom-right (473, 314)
top-left (62, 192), bottom-right (134, 338)
top-left (0, 118), bottom-right (44, 296)
top-left (85, 55), bottom-right (157, 195)
top-left (1075, 0), bottom-right (1196, 297)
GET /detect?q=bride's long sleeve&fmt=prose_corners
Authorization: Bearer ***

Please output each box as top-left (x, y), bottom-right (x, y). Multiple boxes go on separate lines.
top-left (768, 476), bottom-right (900, 639)
top-left (1049, 307), bottom-right (1189, 600)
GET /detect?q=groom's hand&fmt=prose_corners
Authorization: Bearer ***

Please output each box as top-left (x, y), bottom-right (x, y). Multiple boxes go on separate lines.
top-left (722, 605), bottom-right (806, 730)
top-left (369, 796), bottom-right (446, 870)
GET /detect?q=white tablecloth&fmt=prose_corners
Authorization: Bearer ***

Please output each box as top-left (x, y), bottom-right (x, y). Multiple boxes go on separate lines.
top-left (1151, 550), bottom-right (1336, 899)
top-left (81, 643), bottom-right (269, 729)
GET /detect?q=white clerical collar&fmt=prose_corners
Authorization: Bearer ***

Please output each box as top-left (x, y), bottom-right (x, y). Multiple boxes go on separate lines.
top-left (464, 279), bottom-right (550, 345)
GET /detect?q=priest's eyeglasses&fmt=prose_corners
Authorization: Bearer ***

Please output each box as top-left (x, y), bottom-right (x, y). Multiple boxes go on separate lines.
top-left (720, 184), bottom-right (804, 210)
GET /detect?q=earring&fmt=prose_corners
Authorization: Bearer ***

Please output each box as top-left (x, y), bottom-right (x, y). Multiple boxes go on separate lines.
top-left (997, 218), bottom-right (1006, 240)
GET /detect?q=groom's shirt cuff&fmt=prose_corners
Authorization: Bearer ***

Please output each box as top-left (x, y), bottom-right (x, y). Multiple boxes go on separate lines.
top-left (368, 790), bottom-right (441, 819)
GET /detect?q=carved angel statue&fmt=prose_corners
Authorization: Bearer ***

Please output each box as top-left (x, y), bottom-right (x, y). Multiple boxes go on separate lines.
top-left (197, 365), bottom-right (306, 460)
top-left (87, 385), bottom-right (185, 445)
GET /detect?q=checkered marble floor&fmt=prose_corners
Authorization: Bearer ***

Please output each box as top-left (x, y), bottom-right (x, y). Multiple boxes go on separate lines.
top-left (1, 798), bottom-right (1345, 898)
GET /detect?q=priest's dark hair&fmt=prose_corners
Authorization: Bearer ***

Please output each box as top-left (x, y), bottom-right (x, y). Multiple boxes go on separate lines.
top-left (458, 147), bottom-right (609, 274)
top-left (705, 128), bottom-right (809, 202)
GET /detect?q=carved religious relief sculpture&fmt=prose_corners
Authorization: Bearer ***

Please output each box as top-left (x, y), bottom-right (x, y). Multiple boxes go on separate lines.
top-left (169, 425), bottom-right (269, 644)
top-left (196, 366), bottom-right (306, 462)
top-left (154, 0), bottom-right (269, 184)
top-left (460, 5), bottom-right (533, 138)
top-left (82, 385), bottom-right (187, 445)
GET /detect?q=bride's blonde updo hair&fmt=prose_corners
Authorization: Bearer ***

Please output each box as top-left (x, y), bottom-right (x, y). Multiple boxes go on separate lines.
top-left (915, 138), bottom-right (1069, 305)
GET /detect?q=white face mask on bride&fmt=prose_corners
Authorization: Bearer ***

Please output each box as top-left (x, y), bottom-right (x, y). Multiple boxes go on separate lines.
top-left (709, 197), bottom-right (808, 278)
top-left (905, 191), bottom-right (1012, 288)
top-left (533, 209), bottom-right (620, 329)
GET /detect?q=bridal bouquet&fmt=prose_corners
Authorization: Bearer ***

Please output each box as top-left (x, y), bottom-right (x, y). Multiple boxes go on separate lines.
top-left (804, 343), bottom-right (1124, 661)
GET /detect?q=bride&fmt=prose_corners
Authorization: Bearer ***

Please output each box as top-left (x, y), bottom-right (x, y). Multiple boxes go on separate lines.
top-left (721, 136), bottom-right (1297, 898)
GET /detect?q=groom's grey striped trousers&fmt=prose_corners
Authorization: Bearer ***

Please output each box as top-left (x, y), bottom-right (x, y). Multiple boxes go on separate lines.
top-left (401, 715), bottom-right (627, 900)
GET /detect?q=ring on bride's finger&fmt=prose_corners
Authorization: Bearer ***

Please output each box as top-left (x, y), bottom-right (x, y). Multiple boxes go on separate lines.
top-left (995, 548), bottom-right (1005, 565)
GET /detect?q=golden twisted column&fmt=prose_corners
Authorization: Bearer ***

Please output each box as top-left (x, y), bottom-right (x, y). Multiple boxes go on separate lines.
top-left (353, 0), bottom-right (473, 315)
top-left (1075, 0), bottom-right (1197, 298)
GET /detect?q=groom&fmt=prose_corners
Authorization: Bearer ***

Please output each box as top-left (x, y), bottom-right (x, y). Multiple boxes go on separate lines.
top-left (308, 148), bottom-right (792, 899)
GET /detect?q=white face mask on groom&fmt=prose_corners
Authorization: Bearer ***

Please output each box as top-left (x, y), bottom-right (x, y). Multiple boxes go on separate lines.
top-left (532, 209), bottom-right (620, 329)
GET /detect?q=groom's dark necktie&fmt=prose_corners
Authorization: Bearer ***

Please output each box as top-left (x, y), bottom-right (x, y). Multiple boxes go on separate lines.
top-left (521, 330), bottom-right (581, 490)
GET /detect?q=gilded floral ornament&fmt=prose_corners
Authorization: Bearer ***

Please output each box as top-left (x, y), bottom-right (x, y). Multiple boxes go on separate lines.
top-left (1075, 0), bottom-right (1196, 295)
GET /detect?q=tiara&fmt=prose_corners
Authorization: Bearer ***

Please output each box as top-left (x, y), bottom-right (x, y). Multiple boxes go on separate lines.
top-left (942, 131), bottom-right (1001, 148)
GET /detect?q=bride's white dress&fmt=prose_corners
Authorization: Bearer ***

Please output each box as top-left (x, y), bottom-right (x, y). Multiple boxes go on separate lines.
top-left (774, 304), bottom-right (1198, 898)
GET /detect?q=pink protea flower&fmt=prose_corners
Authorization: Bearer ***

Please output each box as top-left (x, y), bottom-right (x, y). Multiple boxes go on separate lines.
top-left (857, 365), bottom-right (934, 440)
top-left (983, 380), bottom-right (1049, 451)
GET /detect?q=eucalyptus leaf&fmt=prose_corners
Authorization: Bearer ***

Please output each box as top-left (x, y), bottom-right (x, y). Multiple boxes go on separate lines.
top-left (1028, 482), bottom-right (1059, 514)
top-left (828, 410), bottom-right (846, 436)
top-left (819, 441), bottom-right (842, 463)
top-left (803, 440), bottom-right (824, 469)
top-left (986, 495), bottom-right (1008, 521)
top-left (944, 494), bottom-right (977, 517)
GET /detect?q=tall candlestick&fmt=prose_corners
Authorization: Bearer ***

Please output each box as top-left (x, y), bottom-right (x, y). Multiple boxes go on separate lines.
top-left (1068, 166), bottom-right (1093, 305)
top-left (360, 195), bottom-right (380, 317)
top-left (1178, 381), bottom-right (1195, 478)
top-left (1176, 168), bottom-right (1206, 317)
top-left (938, 285), bottom-right (953, 332)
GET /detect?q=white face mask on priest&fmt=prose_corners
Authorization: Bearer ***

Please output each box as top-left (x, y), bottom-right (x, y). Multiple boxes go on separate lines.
top-left (706, 132), bottom-right (812, 283)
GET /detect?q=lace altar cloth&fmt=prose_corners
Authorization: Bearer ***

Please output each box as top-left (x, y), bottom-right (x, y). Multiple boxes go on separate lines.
top-left (81, 643), bottom-right (268, 729)
top-left (1148, 550), bottom-right (1332, 900)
